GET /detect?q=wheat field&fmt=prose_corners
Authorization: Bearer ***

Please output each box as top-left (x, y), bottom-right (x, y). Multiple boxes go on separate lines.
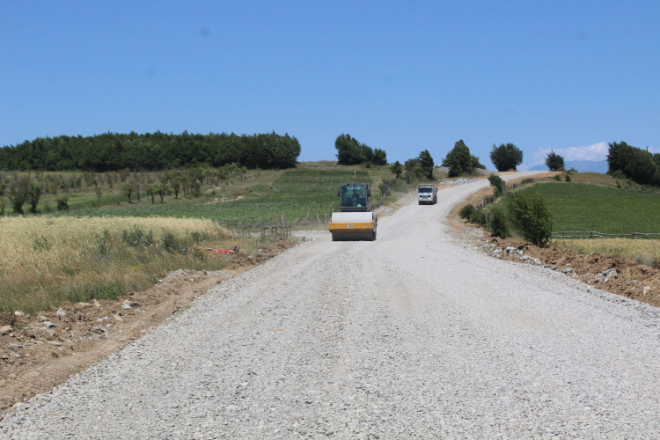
top-left (0, 217), bottom-right (234, 313)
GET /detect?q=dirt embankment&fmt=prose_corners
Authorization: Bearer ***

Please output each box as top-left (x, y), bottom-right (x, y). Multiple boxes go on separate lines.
top-left (445, 171), bottom-right (660, 307)
top-left (0, 240), bottom-right (297, 412)
top-left (480, 237), bottom-right (660, 307)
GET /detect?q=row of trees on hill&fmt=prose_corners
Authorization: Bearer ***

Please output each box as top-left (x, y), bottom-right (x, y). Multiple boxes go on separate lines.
top-left (0, 131), bottom-right (301, 171)
top-left (607, 141), bottom-right (660, 186)
top-left (335, 134), bottom-right (387, 166)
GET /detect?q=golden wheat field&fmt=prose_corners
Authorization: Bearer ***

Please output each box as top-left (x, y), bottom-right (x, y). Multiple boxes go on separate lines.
top-left (554, 238), bottom-right (660, 266)
top-left (0, 217), bottom-right (235, 313)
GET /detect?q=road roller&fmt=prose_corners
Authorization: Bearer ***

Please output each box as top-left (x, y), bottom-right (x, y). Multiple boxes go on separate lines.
top-left (328, 183), bottom-right (377, 241)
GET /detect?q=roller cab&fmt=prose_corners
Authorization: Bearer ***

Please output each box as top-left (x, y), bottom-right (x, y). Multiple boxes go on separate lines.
top-left (329, 183), bottom-right (377, 241)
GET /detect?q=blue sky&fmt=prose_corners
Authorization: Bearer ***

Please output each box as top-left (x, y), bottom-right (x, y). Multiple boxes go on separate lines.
top-left (1, 0), bottom-right (659, 169)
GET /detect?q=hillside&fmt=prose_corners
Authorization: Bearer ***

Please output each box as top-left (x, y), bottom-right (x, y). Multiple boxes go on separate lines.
top-left (529, 160), bottom-right (609, 173)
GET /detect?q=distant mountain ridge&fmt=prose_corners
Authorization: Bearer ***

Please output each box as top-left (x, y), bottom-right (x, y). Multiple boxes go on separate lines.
top-left (529, 160), bottom-right (609, 173)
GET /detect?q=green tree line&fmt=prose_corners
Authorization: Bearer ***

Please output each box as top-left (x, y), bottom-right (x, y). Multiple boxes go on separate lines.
top-left (0, 131), bottom-right (301, 171)
top-left (607, 141), bottom-right (660, 186)
top-left (335, 134), bottom-right (387, 166)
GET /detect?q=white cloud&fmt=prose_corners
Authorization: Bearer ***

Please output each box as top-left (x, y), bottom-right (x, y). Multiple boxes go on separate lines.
top-left (522, 142), bottom-right (609, 170)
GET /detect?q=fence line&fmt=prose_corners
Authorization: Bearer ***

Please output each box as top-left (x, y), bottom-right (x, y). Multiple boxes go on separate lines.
top-left (214, 215), bottom-right (292, 239)
top-left (552, 231), bottom-right (660, 239)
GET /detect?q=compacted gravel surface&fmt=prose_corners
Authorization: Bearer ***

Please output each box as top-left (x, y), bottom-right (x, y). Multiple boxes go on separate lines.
top-left (4, 172), bottom-right (660, 439)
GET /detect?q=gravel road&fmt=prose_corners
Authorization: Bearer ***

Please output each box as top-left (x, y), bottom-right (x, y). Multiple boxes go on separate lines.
top-left (4, 172), bottom-right (660, 439)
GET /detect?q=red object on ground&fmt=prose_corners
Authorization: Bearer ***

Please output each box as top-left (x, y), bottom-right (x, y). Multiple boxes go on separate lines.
top-left (207, 246), bottom-right (239, 254)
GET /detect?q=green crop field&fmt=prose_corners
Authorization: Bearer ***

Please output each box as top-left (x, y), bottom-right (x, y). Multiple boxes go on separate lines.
top-left (55, 169), bottom-right (371, 221)
top-left (518, 183), bottom-right (660, 233)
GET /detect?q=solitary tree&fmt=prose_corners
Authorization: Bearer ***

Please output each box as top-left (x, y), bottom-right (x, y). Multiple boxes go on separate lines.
top-left (490, 143), bottom-right (523, 171)
top-left (9, 178), bottom-right (30, 214)
top-left (156, 183), bottom-right (168, 203)
top-left (146, 184), bottom-right (156, 204)
top-left (132, 182), bottom-right (141, 201)
top-left (545, 150), bottom-right (565, 171)
top-left (122, 184), bottom-right (133, 203)
top-left (390, 161), bottom-right (402, 178)
top-left (94, 186), bottom-right (103, 206)
top-left (418, 150), bottom-right (435, 180)
top-left (170, 174), bottom-right (182, 199)
top-left (442, 140), bottom-right (472, 177)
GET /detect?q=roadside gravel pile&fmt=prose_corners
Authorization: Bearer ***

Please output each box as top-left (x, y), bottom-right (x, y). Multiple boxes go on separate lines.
top-left (4, 172), bottom-right (660, 439)
top-left (439, 178), bottom-right (478, 185)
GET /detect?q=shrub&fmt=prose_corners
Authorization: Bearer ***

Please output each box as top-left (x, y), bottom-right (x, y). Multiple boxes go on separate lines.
top-left (123, 184), bottom-right (133, 203)
top-left (161, 230), bottom-right (186, 253)
top-left (96, 230), bottom-right (112, 256)
top-left (506, 192), bottom-right (553, 247)
top-left (0, 197), bottom-right (5, 215)
top-left (554, 174), bottom-right (562, 181)
top-left (27, 182), bottom-right (42, 213)
top-left (56, 195), bottom-right (69, 211)
top-left (469, 209), bottom-right (487, 226)
top-left (390, 161), bottom-right (402, 178)
top-left (488, 175), bottom-right (505, 197)
top-left (459, 204), bottom-right (476, 220)
top-left (121, 226), bottom-right (154, 248)
top-left (610, 169), bottom-right (625, 179)
top-left (488, 205), bottom-right (510, 238)
top-left (565, 174), bottom-right (571, 182)
top-left (545, 150), bottom-right (565, 171)
top-left (9, 178), bottom-right (29, 214)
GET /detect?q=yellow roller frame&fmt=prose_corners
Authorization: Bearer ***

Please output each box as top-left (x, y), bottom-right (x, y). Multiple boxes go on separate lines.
top-left (328, 221), bottom-right (375, 233)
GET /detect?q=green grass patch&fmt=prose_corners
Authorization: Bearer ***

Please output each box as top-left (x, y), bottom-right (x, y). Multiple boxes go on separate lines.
top-left (518, 183), bottom-right (660, 233)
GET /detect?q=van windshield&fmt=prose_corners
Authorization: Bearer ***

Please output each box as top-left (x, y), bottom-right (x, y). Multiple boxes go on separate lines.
top-left (419, 187), bottom-right (433, 193)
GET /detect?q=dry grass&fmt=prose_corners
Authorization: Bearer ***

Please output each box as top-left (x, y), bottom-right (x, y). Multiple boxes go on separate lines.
top-left (0, 217), bottom-right (237, 313)
top-left (554, 238), bottom-right (660, 267)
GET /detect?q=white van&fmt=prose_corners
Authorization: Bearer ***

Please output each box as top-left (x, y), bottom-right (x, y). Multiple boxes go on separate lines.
top-left (417, 185), bottom-right (437, 205)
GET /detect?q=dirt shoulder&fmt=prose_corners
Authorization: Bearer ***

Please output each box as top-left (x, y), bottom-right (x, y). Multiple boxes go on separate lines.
top-left (479, 236), bottom-right (660, 307)
top-left (0, 240), bottom-right (297, 412)
top-left (450, 216), bottom-right (660, 308)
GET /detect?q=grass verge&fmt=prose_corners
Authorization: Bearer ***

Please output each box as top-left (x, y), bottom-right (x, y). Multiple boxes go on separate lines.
top-left (0, 216), bottom-right (260, 313)
top-left (517, 182), bottom-right (660, 234)
top-left (554, 238), bottom-right (660, 268)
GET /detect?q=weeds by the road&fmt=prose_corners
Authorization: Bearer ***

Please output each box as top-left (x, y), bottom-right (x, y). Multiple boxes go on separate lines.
top-left (554, 238), bottom-right (660, 269)
top-left (0, 217), bottom-right (243, 313)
